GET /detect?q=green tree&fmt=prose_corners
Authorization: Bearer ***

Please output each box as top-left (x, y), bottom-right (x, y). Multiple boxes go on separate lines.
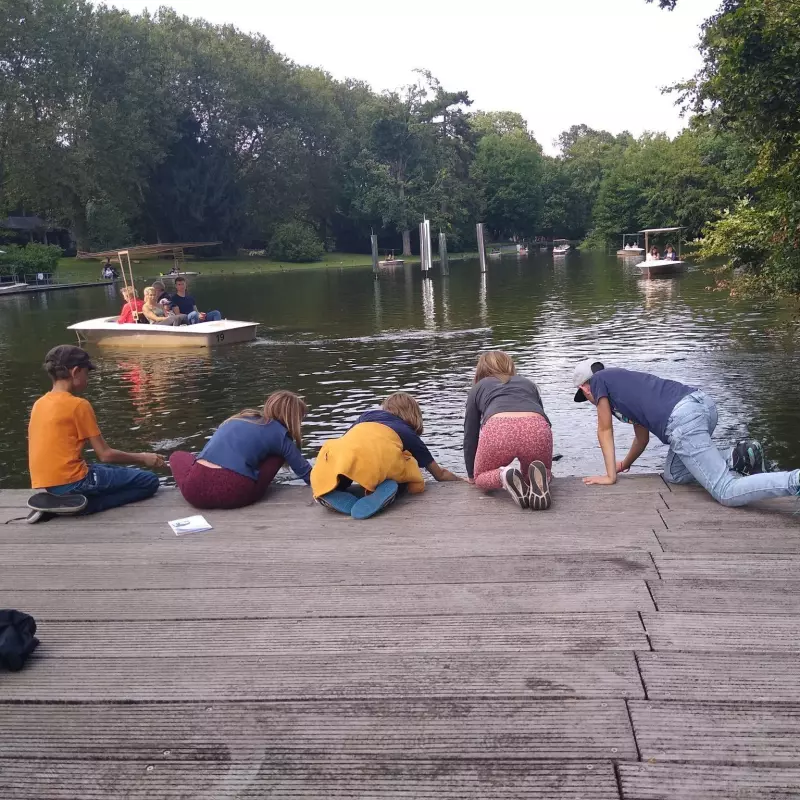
top-left (675, 0), bottom-right (800, 295)
top-left (471, 129), bottom-right (545, 240)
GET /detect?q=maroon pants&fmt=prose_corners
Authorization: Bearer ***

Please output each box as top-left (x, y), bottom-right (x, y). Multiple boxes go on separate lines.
top-left (169, 452), bottom-right (283, 510)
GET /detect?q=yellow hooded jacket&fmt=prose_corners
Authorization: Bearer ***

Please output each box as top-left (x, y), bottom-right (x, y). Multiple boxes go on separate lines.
top-left (310, 422), bottom-right (425, 499)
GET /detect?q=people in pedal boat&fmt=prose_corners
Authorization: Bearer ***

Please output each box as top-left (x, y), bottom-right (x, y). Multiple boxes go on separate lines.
top-left (141, 286), bottom-right (189, 326)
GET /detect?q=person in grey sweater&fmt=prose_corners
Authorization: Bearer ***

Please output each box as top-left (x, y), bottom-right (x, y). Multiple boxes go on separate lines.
top-left (464, 351), bottom-right (553, 510)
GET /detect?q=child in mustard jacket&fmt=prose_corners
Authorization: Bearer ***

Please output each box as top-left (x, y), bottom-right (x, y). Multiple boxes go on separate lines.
top-left (311, 392), bottom-right (461, 519)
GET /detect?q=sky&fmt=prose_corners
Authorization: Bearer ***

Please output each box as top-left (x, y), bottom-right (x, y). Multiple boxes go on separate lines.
top-left (106, 0), bottom-right (722, 154)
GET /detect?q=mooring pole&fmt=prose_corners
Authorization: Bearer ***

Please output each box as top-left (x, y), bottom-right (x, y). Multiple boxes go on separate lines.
top-left (439, 232), bottom-right (449, 276)
top-left (477, 223), bottom-right (487, 273)
top-left (370, 233), bottom-right (379, 275)
top-left (419, 219), bottom-right (432, 274)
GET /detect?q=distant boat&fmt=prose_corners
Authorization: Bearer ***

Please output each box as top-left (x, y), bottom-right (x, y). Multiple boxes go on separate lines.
top-left (637, 227), bottom-right (686, 278)
top-left (517, 245), bottom-right (529, 256)
top-left (378, 259), bottom-right (404, 267)
top-left (552, 239), bottom-right (571, 255)
top-left (617, 233), bottom-right (645, 257)
top-left (488, 249), bottom-right (502, 258)
top-left (0, 282), bottom-right (29, 294)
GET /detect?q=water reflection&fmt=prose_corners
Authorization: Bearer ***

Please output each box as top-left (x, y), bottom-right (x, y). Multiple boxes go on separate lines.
top-left (421, 278), bottom-right (435, 330)
top-left (1, 253), bottom-right (798, 487)
top-left (479, 272), bottom-right (488, 327)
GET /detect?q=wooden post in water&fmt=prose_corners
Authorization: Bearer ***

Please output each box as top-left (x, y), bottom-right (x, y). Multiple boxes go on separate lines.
top-left (439, 232), bottom-right (449, 276)
top-left (419, 219), bottom-right (432, 274)
top-left (370, 233), bottom-right (379, 275)
top-left (477, 223), bottom-right (487, 273)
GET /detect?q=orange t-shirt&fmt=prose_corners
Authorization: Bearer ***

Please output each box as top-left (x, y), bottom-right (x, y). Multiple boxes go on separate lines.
top-left (28, 391), bottom-right (101, 489)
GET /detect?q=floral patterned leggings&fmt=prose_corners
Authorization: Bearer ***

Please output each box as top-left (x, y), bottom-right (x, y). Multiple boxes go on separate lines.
top-left (474, 414), bottom-right (553, 491)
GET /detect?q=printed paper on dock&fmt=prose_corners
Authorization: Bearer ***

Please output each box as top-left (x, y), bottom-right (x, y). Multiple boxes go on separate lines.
top-left (169, 515), bottom-right (213, 535)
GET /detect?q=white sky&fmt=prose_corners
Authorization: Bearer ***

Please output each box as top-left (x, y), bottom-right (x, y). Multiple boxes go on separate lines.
top-left (106, 0), bottom-right (721, 153)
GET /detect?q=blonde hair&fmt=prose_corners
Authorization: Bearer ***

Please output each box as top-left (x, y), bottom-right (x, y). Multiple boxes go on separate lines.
top-left (227, 390), bottom-right (307, 447)
top-left (382, 392), bottom-right (424, 435)
top-left (143, 286), bottom-right (157, 304)
top-left (121, 286), bottom-right (136, 301)
top-left (474, 351), bottom-right (516, 384)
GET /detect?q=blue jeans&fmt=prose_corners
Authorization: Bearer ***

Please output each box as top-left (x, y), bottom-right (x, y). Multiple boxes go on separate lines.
top-left (187, 310), bottom-right (222, 325)
top-left (663, 391), bottom-right (800, 507)
top-left (48, 464), bottom-right (160, 514)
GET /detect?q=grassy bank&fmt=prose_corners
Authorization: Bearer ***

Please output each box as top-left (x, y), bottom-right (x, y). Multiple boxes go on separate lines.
top-left (56, 252), bottom-right (427, 281)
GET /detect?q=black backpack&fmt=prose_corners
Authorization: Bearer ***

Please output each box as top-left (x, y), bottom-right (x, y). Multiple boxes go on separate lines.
top-left (0, 610), bottom-right (40, 671)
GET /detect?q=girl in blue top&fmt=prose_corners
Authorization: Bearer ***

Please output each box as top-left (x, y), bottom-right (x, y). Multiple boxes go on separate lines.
top-left (170, 390), bottom-right (311, 509)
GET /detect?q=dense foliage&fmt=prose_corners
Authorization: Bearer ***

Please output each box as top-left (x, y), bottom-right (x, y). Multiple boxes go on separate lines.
top-left (2, 0), bottom-right (797, 293)
top-left (268, 222), bottom-right (324, 263)
top-left (0, 243), bottom-right (62, 276)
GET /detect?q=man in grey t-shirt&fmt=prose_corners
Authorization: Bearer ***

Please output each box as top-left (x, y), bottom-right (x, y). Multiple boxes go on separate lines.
top-left (572, 358), bottom-right (800, 507)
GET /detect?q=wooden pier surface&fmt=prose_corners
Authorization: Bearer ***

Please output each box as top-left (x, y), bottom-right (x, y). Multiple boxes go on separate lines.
top-left (1, 476), bottom-right (799, 799)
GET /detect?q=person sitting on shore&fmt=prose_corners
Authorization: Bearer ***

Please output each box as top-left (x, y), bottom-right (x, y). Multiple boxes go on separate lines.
top-left (170, 390), bottom-right (311, 510)
top-left (464, 351), bottom-right (553, 510)
top-left (102, 259), bottom-right (118, 279)
top-left (26, 345), bottom-right (163, 523)
top-left (664, 244), bottom-right (677, 261)
top-left (311, 392), bottom-right (461, 520)
top-left (647, 246), bottom-right (661, 261)
top-left (142, 286), bottom-right (189, 326)
top-left (117, 286), bottom-right (145, 324)
top-left (572, 358), bottom-right (800, 506)
top-left (170, 276), bottom-right (222, 325)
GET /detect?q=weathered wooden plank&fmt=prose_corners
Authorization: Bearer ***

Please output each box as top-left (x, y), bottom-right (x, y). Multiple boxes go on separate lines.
top-left (34, 614), bottom-right (649, 656)
top-left (660, 490), bottom-right (795, 513)
top-left (649, 580), bottom-right (800, 613)
top-left (1, 580), bottom-right (654, 620)
top-left (0, 552), bottom-right (658, 590)
top-left (654, 554), bottom-right (800, 580)
top-left (0, 526), bottom-right (665, 564)
top-left (0, 484), bottom-right (668, 524)
top-left (0, 758), bottom-right (620, 799)
top-left (0, 700), bottom-right (636, 760)
top-left (638, 652), bottom-right (800, 701)
top-left (661, 507), bottom-right (800, 530)
top-left (0, 510), bottom-right (664, 543)
top-left (629, 700), bottom-right (800, 764)
top-left (657, 529), bottom-right (800, 554)
top-left (619, 762), bottom-right (800, 799)
top-left (643, 612), bottom-right (800, 652)
top-left (1, 652), bottom-right (645, 701)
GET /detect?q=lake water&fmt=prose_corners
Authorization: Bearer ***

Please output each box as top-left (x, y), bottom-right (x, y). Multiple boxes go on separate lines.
top-left (1, 252), bottom-right (798, 489)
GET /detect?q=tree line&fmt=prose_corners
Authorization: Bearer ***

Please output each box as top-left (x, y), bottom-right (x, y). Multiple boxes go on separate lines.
top-left (1, 1), bottom-right (797, 295)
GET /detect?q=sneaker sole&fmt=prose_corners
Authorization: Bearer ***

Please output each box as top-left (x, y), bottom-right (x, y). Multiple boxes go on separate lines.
top-left (317, 490), bottom-right (358, 515)
top-left (501, 468), bottom-right (528, 510)
top-left (351, 480), bottom-right (399, 520)
top-left (527, 461), bottom-right (552, 511)
top-left (27, 492), bottom-right (87, 515)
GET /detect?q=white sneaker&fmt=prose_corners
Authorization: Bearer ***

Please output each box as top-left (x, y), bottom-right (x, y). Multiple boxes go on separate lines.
top-left (500, 465), bottom-right (528, 509)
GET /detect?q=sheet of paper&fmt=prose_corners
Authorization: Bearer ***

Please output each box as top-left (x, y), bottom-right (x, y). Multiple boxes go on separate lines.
top-left (168, 515), bottom-right (213, 535)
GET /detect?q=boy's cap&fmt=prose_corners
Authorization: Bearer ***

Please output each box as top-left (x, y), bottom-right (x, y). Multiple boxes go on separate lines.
top-left (573, 358), bottom-right (605, 402)
top-left (44, 345), bottom-right (95, 372)
top-left (159, 297), bottom-right (171, 305)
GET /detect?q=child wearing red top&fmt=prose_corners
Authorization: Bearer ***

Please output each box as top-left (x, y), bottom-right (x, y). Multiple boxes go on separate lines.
top-left (117, 286), bottom-right (144, 324)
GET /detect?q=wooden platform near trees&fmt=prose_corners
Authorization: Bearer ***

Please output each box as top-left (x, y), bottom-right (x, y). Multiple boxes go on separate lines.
top-left (1, 476), bottom-right (799, 799)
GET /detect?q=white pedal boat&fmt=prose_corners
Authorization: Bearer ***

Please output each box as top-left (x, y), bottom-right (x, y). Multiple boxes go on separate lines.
top-left (69, 317), bottom-right (259, 348)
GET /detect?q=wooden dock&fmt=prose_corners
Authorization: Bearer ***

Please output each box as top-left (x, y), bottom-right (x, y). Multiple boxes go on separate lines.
top-left (1, 476), bottom-right (799, 799)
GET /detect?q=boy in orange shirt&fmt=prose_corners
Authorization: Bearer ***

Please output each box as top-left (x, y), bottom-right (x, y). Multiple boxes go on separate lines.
top-left (27, 345), bottom-right (164, 523)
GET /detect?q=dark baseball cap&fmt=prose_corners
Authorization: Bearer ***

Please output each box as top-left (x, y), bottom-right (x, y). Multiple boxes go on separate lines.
top-left (44, 345), bottom-right (95, 372)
